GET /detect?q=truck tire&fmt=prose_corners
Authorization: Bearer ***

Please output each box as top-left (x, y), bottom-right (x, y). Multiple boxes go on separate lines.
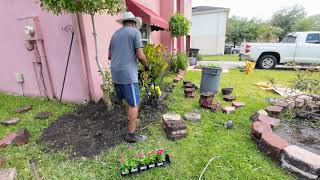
top-left (257, 55), bottom-right (277, 69)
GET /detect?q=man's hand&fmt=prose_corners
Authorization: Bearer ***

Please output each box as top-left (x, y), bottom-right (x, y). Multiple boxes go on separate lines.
top-left (136, 48), bottom-right (148, 68)
top-left (144, 65), bottom-right (150, 71)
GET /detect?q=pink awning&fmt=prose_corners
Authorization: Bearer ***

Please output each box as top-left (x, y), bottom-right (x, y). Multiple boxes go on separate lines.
top-left (126, 0), bottom-right (169, 30)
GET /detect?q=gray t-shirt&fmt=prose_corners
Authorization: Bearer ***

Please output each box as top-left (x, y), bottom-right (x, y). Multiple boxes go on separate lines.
top-left (109, 27), bottom-right (143, 84)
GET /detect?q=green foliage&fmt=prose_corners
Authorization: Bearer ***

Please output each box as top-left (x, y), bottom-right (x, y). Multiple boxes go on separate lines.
top-left (40, 0), bottom-right (125, 15)
top-left (271, 5), bottom-right (306, 40)
top-left (226, 16), bottom-right (260, 46)
top-left (293, 15), bottom-right (320, 31)
top-left (143, 44), bottom-right (169, 80)
top-left (257, 24), bottom-right (284, 42)
top-left (120, 149), bottom-right (166, 172)
top-left (290, 66), bottom-right (320, 94)
top-left (171, 52), bottom-right (188, 72)
top-left (169, 13), bottom-right (190, 37)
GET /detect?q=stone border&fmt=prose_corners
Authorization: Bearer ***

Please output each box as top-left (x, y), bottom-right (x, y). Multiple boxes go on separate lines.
top-left (250, 96), bottom-right (320, 180)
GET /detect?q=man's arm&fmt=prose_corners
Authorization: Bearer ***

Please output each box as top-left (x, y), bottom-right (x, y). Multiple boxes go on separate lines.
top-left (136, 48), bottom-right (148, 68)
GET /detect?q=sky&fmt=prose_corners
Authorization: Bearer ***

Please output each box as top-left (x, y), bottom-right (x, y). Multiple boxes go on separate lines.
top-left (192, 0), bottom-right (319, 20)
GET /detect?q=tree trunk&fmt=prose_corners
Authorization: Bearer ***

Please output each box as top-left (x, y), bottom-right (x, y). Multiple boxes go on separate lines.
top-left (91, 14), bottom-right (107, 84)
top-left (90, 14), bottom-right (113, 110)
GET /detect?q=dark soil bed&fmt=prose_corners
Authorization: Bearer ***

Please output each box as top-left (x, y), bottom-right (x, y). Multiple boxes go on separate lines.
top-left (39, 101), bottom-right (167, 157)
top-left (274, 121), bottom-right (320, 155)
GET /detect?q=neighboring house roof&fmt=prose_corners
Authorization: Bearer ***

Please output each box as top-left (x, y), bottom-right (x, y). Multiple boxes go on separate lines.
top-left (192, 6), bottom-right (229, 13)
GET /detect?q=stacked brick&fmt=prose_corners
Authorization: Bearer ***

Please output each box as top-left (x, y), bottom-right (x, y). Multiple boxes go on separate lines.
top-left (162, 113), bottom-right (187, 140)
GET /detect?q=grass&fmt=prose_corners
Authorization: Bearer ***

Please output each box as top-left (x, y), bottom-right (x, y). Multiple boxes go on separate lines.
top-left (0, 69), bottom-right (298, 179)
top-left (201, 54), bottom-right (239, 61)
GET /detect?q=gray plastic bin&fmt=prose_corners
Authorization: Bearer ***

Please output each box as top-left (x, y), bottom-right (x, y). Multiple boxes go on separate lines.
top-left (200, 67), bottom-right (222, 94)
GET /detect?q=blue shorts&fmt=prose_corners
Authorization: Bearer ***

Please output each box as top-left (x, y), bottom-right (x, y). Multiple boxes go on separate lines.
top-left (114, 83), bottom-right (140, 107)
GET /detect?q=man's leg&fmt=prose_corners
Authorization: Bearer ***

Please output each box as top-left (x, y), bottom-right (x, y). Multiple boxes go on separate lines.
top-left (127, 106), bottom-right (138, 133)
top-left (124, 83), bottom-right (147, 143)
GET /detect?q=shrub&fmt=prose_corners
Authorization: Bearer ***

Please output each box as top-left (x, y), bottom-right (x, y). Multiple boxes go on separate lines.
top-left (169, 13), bottom-right (190, 37)
top-left (290, 65), bottom-right (320, 94)
top-left (172, 52), bottom-right (188, 72)
top-left (142, 44), bottom-right (169, 80)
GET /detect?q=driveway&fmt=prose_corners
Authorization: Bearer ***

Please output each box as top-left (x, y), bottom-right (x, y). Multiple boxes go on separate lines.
top-left (198, 61), bottom-right (320, 70)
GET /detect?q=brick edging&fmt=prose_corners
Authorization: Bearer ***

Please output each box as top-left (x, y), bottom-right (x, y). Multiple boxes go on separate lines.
top-left (250, 102), bottom-right (320, 179)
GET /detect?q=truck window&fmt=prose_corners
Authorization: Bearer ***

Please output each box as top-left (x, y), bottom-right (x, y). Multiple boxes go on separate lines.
top-left (306, 33), bottom-right (320, 44)
top-left (281, 36), bottom-right (296, 43)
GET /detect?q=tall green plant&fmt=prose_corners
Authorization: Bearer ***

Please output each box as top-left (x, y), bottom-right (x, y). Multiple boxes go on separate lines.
top-left (39, 0), bottom-right (125, 109)
top-left (169, 13), bottom-right (190, 37)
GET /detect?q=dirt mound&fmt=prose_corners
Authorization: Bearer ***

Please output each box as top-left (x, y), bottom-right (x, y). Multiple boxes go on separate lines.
top-left (274, 122), bottom-right (320, 155)
top-left (39, 101), bottom-right (166, 157)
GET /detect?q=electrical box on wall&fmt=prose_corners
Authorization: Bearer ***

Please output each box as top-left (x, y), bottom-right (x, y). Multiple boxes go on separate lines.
top-left (16, 73), bottom-right (24, 84)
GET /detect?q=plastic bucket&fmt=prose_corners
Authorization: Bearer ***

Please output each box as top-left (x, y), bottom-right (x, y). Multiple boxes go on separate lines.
top-left (200, 67), bottom-right (222, 94)
top-left (189, 57), bottom-right (197, 66)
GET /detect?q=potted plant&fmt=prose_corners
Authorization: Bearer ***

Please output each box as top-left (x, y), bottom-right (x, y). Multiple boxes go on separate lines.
top-left (155, 149), bottom-right (166, 166)
top-left (146, 150), bottom-right (157, 168)
top-left (120, 149), bottom-right (171, 176)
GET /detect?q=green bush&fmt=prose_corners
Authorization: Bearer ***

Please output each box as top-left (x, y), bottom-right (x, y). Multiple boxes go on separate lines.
top-left (169, 13), bottom-right (190, 37)
top-left (142, 44), bottom-right (169, 80)
top-left (172, 52), bottom-right (188, 73)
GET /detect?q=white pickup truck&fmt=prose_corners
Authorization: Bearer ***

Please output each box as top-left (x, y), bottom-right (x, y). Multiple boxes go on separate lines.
top-left (240, 31), bottom-right (320, 69)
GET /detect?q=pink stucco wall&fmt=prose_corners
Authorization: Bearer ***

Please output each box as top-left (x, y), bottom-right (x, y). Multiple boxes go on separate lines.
top-left (0, 0), bottom-right (191, 103)
top-left (0, 0), bottom-right (89, 103)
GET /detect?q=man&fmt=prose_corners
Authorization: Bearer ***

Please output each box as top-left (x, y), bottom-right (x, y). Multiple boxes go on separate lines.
top-left (108, 12), bottom-right (149, 143)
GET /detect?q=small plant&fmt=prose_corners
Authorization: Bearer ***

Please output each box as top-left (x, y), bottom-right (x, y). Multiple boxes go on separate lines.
top-left (172, 52), bottom-right (188, 72)
top-left (120, 149), bottom-right (169, 175)
top-left (169, 13), bottom-right (190, 37)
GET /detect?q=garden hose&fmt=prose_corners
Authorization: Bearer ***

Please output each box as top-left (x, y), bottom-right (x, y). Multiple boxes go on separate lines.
top-left (198, 156), bottom-right (221, 180)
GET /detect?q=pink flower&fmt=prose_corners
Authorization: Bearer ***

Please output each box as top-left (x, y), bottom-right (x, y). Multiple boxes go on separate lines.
top-left (157, 149), bottom-right (164, 155)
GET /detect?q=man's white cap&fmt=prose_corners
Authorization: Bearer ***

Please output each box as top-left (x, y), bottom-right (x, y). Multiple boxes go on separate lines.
top-left (116, 12), bottom-right (142, 29)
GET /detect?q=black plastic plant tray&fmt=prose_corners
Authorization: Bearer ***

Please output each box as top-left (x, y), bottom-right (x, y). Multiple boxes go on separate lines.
top-left (121, 154), bottom-right (171, 176)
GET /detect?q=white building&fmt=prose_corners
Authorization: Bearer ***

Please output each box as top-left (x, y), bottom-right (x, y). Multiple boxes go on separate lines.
top-left (191, 6), bottom-right (229, 55)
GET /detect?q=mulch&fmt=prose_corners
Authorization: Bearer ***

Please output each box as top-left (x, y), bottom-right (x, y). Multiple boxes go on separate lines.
top-left (39, 100), bottom-right (167, 157)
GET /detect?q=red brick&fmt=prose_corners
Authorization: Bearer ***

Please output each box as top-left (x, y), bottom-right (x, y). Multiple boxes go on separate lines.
top-left (282, 145), bottom-right (320, 176)
top-left (232, 102), bottom-right (245, 108)
top-left (223, 95), bottom-right (236, 102)
top-left (1, 118), bottom-right (20, 126)
top-left (15, 105), bottom-right (32, 113)
top-left (222, 106), bottom-right (236, 114)
top-left (256, 114), bottom-right (280, 127)
top-left (265, 106), bottom-right (283, 118)
top-left (0, 133), bottom-right (16, 148)
top-left (251, 121), bottom-right (272, 142)
top-left (0, 168), bottom-right (17, 180)
top-left (275, 101), bottom-right (290, 109)
top-left (259, 132), bottom-right (289, 160)
top-left (13, 128), bottom-right (30, 145)
top-left (295, 98), bottom-right (304, 108)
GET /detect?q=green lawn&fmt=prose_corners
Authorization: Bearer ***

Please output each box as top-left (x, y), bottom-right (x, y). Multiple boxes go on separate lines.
top-left (201, 54), bottom-right (239, 61)
top-left (0, 70), bottom-right (297, 179)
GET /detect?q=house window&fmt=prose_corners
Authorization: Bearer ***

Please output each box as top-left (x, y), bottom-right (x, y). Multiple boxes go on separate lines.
top-left (140, 24), bottom-right (151, 46)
